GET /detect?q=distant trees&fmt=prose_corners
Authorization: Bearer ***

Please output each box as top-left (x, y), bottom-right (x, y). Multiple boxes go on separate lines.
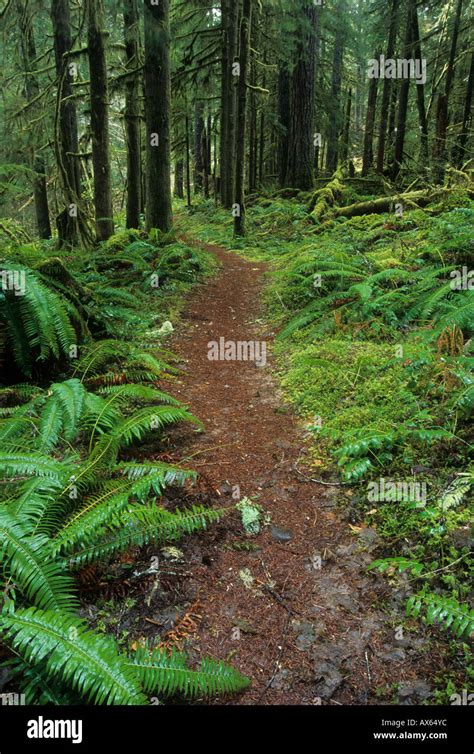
top-left (1, 0), bottom-right (473, 242)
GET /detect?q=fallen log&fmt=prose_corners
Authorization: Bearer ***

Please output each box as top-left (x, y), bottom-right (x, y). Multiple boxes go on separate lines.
top-left (332, 188), bottom-right (451, 219)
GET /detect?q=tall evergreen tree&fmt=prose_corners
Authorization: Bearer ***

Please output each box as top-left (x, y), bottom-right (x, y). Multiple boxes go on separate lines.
top-left (143, 0), bottom-right (172, 232)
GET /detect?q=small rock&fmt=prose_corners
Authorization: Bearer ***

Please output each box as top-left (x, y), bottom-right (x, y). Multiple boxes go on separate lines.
top-left (398, 680), bottom-right (431, 703)
top-left (271, 525), bottom-right (292, 543)
top-left (378, 646), bottom-right (406, 662)
top-left (270, 669), bottom-right (292, 690)
top-left (314, 662), bottom-right (344, 699)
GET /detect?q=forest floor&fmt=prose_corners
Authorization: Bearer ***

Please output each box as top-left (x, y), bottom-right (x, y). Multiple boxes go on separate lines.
top-left (114, 235), bottom-right (454, 706)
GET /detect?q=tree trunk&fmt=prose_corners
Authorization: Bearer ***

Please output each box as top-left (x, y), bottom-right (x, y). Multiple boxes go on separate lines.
top-left (277, 65), bottom-right (290, 187)
top-left (185, 114), bottom-right (192, 209)
top-left (362, 56), bottom-right (379, 176)
top-left (411, 1), bottom-right (429, 166)
top-left (248, 57), bottom-right (257, 192)
top-left (175, 159), bottom-right (184, 198)
top-left (233, 0), bottom-right (252, 236)
top-left (452, 51), bottom-right (474, 167)
top-left (258, 64), bottom-right (266, 186)
top-left (87, 0), bottom-right (114, 241)
top-left (51, 0), bottom-right (85, 245)
top-left (202, 116), bottom-right (209, 199)
top-left (123, 0), bottom-right (141, 229)
top-left (391, 0), bottom-right (414, 179)
top-left (143, 0), bottom-right (172, 232)
top-left (220, 0), bottom-right (238, 207)
top-left (432, 0), bottom-right (463, 182)
top-left (194, 101), bottom-right (204, 192)
top-left (325, 5), bottom-right (344, 173)
top-left (340, 87), bottom-right (352, 165)
top-left (16, 0), bottom-right (52, 239)
top-left (376, 0), bottom-right (398, 173)
top-left (286, 1), bottom-right (319, 188)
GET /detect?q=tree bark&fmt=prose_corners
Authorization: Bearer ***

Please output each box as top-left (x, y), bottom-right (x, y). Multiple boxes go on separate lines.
top-left (391, 0), bottom-right (414, 179)
top-left (362, 55), bottom-right (379, 176)
top-left (432, 0), bottom-right (463, 182)
top-left (233, 0), bottom-right (252, 236)
top-left (16, 0), bottom-right (52, 239)
top-left (219, 0), bottom-right (238, 207)
top-left (123, 0), bottom-right (141, 229)
top-left (143, 0), bottom-right (172, 232)
top-left (51, 0), bottom-right (84, 245)
top-left (340, 87), bottom-right (352, 165)
top-left (286, 1), bottom-right (319, 188)
top-left (194, 101), bottom-right (204, 192)
top-left (174, 159), bottom-right (184, 198)
top-left (87, 0), bottom-right (114, 241)
top-left (185, 114), bottom-right (192, 208)
top-left (277, 65), bottom-right (290, 187)
top-left (325, 4), bottom-right (344, 173)
top-left (452, 51), bottom-right (474, 167)
top-left (376, 0), bottom-right (398, 173)
top-left (411, 1), bottom-right (429, 166)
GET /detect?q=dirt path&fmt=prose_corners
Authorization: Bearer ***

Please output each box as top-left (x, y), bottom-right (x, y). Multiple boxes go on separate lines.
top-left (159, 238), bottom-right (437, 706)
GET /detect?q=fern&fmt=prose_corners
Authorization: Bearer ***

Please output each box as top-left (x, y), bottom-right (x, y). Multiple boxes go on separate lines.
top-left (0, 607), bottom-right (146, 704)
top-left (0, 512), bottom-right (76, 612)
top-left (406, 592), bottom-right (474, 638)
top-left (129, 644), bottom-right (250, 697)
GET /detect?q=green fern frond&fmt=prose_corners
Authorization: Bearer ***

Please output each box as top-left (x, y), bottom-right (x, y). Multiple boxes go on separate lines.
top-left (129, 644), bottom-right (250, 697)
top-left (407, 592), bottom-right (474, 638)
top-left (0, 607), bottom-right (146, 704)
top-left (0, 512), bottom-right (76, 611)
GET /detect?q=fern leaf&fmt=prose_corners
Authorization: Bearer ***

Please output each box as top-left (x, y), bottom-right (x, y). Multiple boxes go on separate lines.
top-left (0, 607), bottom-right (146, 704)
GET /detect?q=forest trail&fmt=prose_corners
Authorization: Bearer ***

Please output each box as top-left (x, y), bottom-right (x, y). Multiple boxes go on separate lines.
top-left (160, 237), bottom-right (437, 705)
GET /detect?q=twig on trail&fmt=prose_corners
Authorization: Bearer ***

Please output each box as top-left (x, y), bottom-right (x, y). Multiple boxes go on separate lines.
top-left (144, 617), bottom-right (164, 627)
top-left (259, 560), bottom-right (302, 616)
top-left (258, 614), bottom-right (291, 700)
top-left (192, 460), bottom-right (232, 467)
top-left (180, 443), bottom-right (237, 462)
top-left (365, 649), bottom-right (372, 683)
top-left (260, 582), bottom-right (301, 617)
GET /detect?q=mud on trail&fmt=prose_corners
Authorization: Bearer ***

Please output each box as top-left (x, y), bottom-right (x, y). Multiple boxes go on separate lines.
top-left (133, 239), bottom-right (446, 705)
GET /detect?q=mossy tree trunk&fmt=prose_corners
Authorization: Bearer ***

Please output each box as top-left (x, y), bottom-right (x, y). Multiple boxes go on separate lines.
top-left (87, 0), bottom-right (114, 241)
top-left (17, 0), bottom-right (52, 239)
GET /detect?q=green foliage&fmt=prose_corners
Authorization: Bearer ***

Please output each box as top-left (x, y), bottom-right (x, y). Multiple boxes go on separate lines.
top-left (0, 227), bottom-right (246, 705)
top-left (130, 643), bottom-right (250, 697)
top-left (406, 592), bottom-right (474, 639)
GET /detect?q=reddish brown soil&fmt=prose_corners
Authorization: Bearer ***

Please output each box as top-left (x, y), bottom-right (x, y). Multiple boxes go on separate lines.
top-left (144, 239), bottom-right (451, 705)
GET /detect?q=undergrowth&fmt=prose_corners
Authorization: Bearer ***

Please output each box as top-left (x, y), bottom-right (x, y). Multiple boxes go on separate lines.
top-left (177, 193), bottom-right (474, 651)
top-left (0, 224), bottom-right (249, 703)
